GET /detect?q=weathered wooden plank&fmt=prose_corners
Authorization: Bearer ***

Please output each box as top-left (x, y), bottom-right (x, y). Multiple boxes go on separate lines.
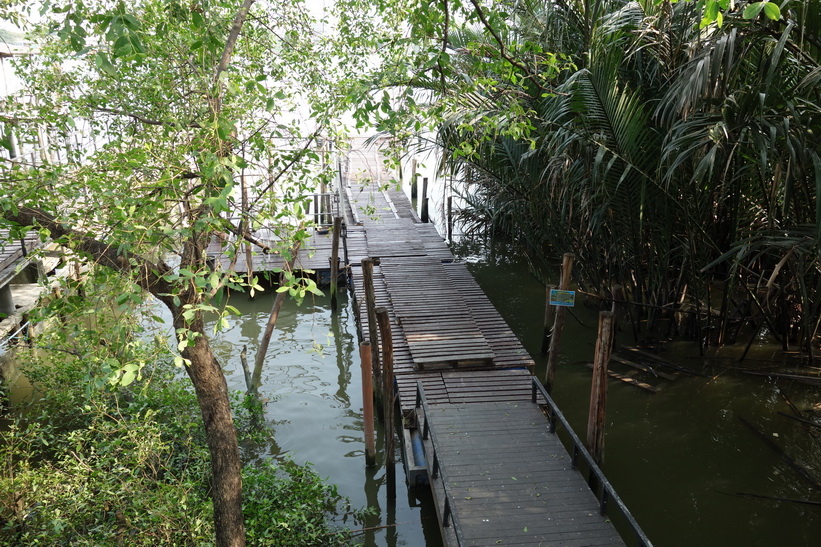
top-left (345, 151), bottom-right (629, 546)
top-left (586, 364), bottom-right (662, 393)
top-left (422, 402), bottom-right (624, 546)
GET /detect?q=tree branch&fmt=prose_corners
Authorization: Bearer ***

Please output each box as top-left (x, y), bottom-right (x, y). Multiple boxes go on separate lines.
top-left (437, 0), bottom-right (449, 93)
top-left (248, 129), bottom-right (322, 210)
top-left (213, 0), bottom-right (257, 105)
top-left (95, 106), bottom-right (202, 129)
top-left (466, 0), bottom-right (548, 91)
top-left (221, 219), bottom-right (275, 254)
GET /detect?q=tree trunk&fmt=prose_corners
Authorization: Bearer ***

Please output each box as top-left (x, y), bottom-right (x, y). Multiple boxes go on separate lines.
top-left (181, 320), bottom-right (246, 547)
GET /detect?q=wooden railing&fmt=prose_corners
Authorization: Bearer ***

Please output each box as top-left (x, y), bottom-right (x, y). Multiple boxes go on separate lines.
top-left (531, 377), bottom-right (652, 547)
top-left (415, 381), bottom-right (465, 546)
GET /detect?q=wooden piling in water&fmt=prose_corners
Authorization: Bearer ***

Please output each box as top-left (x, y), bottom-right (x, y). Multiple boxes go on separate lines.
top-left (544, 253), bottom-right (575, 392)
top-left (587, 311), bottom-right (613, 466)
top-left (540, 284), bottom-right (557, 354)
top-left (360, 341), bottom-right (376, 467)
top-left (420, 177), bottom-right (429, 223)
top-left (330, 216), bottom-right (342, 311)
top-left (375, 307), bottom-right (396, 499)
top-left (361, 258), bottom-right (383, 413)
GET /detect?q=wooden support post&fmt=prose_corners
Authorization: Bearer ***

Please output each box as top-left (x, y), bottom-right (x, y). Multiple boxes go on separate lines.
top-left (587, 311), bottom-right (614, 466)
top-left (420, 177), bottom-right (429, 223)
top-left (544, 253), bottom-right (575, 392)
top-left (241, 171), bottom-right (254, 294)
top-left (446, 195), bottom-right (453, 241)
top-left (375, 307), bottom-right (396, 499)
top-left (360, 341), bottom-right (376, 467)
top-left (410, 159), bottom-right (418, 199)
top-left (540, 284), bottom-right (557, 354)
top-left (361, 258), bottom-right (382, 413)
top-left (330, 216), bottom-right (342, 311)
top-left (0, 284), bottom-right (14, 317)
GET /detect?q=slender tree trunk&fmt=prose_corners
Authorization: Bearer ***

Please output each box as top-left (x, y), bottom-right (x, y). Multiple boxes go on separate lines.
top-left (181, 319), bottom-right (245, 547)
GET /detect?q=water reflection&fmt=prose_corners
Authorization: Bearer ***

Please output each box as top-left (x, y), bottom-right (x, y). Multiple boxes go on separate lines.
top-left (205, 290), bottom-right (441, 547)
top-left (453, 236), bottom-right (821, 547)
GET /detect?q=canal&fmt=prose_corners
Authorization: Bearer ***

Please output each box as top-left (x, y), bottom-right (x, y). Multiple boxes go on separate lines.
top-left (199, 233), bottom-right (818, 546)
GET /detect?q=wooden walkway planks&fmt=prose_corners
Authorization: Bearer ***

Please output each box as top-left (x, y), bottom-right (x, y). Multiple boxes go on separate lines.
top-left (342, 143), bottom-right (643, 546)
top-left (421, 401), bottom-right (625, 546)
top-left (207, 229), bottom-right (338, 275)
top-left (0, 230), bottom-right (42, 285)
top-left (381, 258), bottom-right (495, 370)
top-left (344, 149), bottom-right (540, 421)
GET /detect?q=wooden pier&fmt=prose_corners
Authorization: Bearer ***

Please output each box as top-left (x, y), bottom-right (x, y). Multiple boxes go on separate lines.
top-left (342, 144), bottom-right (649, 546)
top-left (206, 141), bottom-right (650, 546)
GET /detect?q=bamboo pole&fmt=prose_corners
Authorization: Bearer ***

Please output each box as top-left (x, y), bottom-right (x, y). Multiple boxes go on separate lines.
top-left (587, 311), bottom-right (614, 466)
top-left (360, 341), bottom-right (376, 466)
top-left (361, 258), bottom-right (382, 413)
top-left (330, 216), bottom-right (342, 311)
top-left (375, 307), bottom-right (396, 499)
top-left (540, 284), bottom-right (557, 354)
top-left (544, 253), bottom-right (575, 392)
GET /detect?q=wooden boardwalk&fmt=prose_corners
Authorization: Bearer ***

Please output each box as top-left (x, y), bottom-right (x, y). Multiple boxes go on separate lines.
top-left (204, 140), bottom-right (649, 546)
top-left (0, 230), bottom-right (41, 286)
top-left (419, 401), bottom-right (625, 546)
top-left (343, 143), bottom-right (648, 546)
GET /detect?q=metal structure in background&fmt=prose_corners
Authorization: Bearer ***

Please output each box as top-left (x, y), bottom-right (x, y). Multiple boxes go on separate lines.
top-left (0, 320), bottom-right (29, 355)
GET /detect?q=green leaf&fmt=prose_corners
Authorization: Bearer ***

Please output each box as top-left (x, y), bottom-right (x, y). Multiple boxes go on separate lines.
top-left (762, 2), bottom-right (780, 20)
top-left (192, 11), bottom-right (205, 29)
top-left (120, 363), bottom-right (140, 386)
top-left (122, 14), bottom-right (142, 30)
top-left (706, 0), bottom-right (719, 21)
top-left (742, 1), bottom-right (766, 19)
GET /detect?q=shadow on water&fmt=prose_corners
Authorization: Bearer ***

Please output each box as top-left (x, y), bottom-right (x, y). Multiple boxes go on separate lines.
top-left (453, 237), bottom-right (821, 547)
top-left (204, 289), bottom-right (443, 547)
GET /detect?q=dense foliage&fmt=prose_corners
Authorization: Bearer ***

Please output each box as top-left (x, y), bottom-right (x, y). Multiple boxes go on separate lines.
top-left (0, 1), bottom-right (381, 542)
top-left (0, 281), bottom-right (359, 546)
top-left (400, 0), bottom-right (821, 354)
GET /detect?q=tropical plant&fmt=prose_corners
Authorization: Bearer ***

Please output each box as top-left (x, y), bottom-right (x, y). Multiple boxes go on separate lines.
top-left (404, 0), bottom-right (821, 356)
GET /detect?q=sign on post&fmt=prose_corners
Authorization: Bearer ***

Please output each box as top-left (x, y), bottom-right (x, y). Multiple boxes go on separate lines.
top-left (549, 289), bottom-right (576, 307)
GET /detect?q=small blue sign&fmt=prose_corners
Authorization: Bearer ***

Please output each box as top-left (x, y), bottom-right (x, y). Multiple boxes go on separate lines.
top-left (549, 289), bottom-right (575, 307)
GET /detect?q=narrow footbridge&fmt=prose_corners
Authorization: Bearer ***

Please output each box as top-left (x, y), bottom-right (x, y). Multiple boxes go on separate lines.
top-left (205, 141), bottom-right (651, 545)
top-left (342, 146), bottom-right (651, 546)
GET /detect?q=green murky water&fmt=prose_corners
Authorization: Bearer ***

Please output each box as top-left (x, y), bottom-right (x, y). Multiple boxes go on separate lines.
top-left (4, 236), bottom-right (818, 546)
top-left (203, 291), bottom-right (442, 547)
top-left (455, 238), bottom-right (821, 547)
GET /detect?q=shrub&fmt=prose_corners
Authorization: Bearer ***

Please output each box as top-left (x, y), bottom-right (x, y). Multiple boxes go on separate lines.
top-left (1, 335), bottom-right (361, 545)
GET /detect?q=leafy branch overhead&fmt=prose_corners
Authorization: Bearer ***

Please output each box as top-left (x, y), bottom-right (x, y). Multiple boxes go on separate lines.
top-left (0, 1), bottom-right (382, 545)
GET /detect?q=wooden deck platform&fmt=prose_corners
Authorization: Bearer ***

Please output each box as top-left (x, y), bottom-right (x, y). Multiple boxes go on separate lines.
top-left (206, 229), bottom-right (338, 275)
top-left (420, 401), bottom-right (625, 546)
top-left (0, 230), bottom-right (41, 286)
top-left (343, 143), bottom-right (648, 546)
top-left (202, 140), bottom-right (647, 546)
